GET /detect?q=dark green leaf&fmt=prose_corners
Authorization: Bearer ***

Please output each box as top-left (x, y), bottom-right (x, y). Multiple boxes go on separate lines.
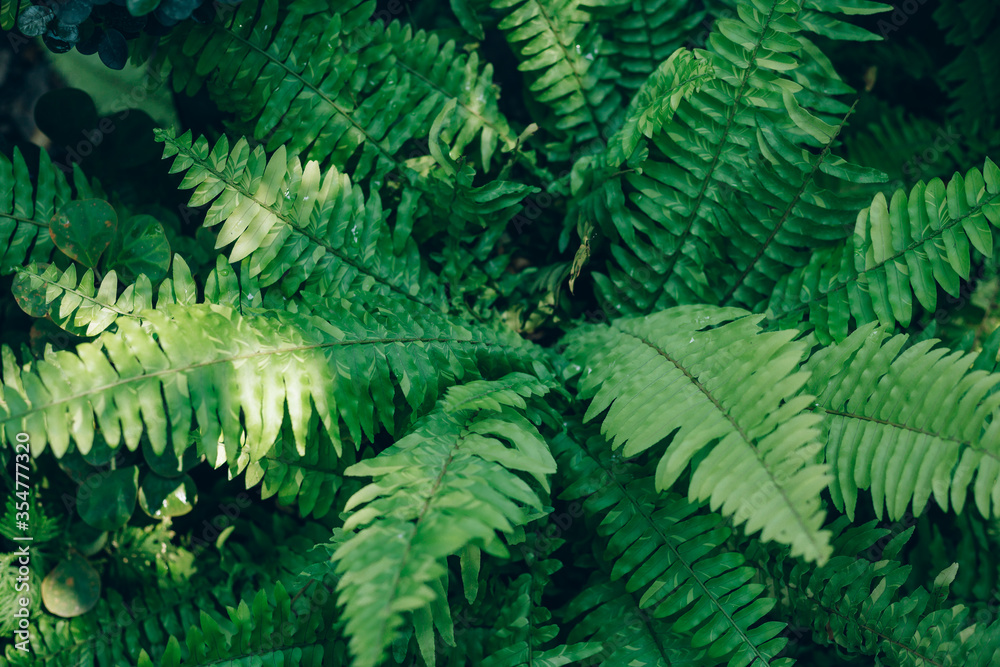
top-left (76, 466), bottom-right (138, 530)
top-left (105, 214), bottom-right (171, 282)
top-left (49, 199), bottom-right (117, 268)
top-left (34, 89), bottom-right (98, 148)
top-left (138, 473), bottom-right (197, 518)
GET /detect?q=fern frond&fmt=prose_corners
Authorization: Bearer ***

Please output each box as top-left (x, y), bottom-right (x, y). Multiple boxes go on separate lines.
top-left (12, 263), bottom-right (154, 337)
top-left (11, 253), bottom-right (256, 338)
top-left (241, 419), bottom-right (348, 519)
top-left (585, 0), bottom-right (888, 316)
top-left (602, 0), bottom-right (708, 93)
top-left (163, 0), bottom-right (516, 186)
top-left (555, 429), bottom-right (792, 665)
top-left (775, 516), bottom-right (1000, 666)
top-left (934, 0), bottom-right (1000, 149)
top-left (137, 581), bottom-right (344, 666)
top-left (604, 48), bottom-right (714, 170)
top-left (804, 323), bottom-right (1000, 521)
top-left (480, 564), bottom-right (602, 667)
top-left (566, 47), bottom-right (711, 254)
top-left (491, 0), bottom-right (627, 154)
top-left (156, 128), bottom-right (438, 307)
top-left (0, 148), bottom-right (70, 274)
top-left (768, 158), bottom-right (1000, 342)
top-left (561, 304), bottom-right (833, 563)
top-left (1, 577), bottom-right (245, 666)
top-left (0, 301), bottom-right (540, 465)
top-left (331, 374), bottom-right (557, 667)
top-left (563, 577), bottom-right (709, 667)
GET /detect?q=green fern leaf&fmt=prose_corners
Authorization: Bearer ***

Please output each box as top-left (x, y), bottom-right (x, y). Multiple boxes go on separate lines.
top-left (0, 300), bottom-right (539, 464)
top-left (491, 0), bottom-right (627, 155)
top-left (805, 323), bottom-right (1000, 521)
top-left (332, 374), bottom-right (556, 667)
top-left (769, 158), bottom-right (1000, 342)
top-left (481, 566), bottom-right (602, 667)
top-left (602, 0), bottom-right (708, 93)
top-left (140, 581), bottom-right (342, 666)
top-left (556, 429), bottom-right (792, 666)
top-left (562, 304), bottom-right (833, 563)
top-left (584, 0), bottom-right (888, 316)
top-left (12, 263), bottom-right (153, 337)
top-left (163, 0), bottom-right (516, 186)
top-left (156, 128), bottom-right (438, 306)
top-left (775, 516), bottom-right (1000, 666)
top-left (0, 148), bottom-right (71, 275)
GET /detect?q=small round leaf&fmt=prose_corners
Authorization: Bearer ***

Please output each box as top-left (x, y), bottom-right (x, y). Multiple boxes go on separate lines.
top-left (76, 466), bottom-right (139, 531)
top-left (49, 199), bottom-right (117, 268)
top-left (41, 554), bottom-right (101, 618)
top-left (97, 28), bottom-right (128, 70)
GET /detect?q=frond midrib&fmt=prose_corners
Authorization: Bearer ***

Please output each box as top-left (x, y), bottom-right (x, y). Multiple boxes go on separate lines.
top-left (158, 132), bottom-right (435, 310)
top-left (223, 25), bottom-right (399, 170)
top-left (621, 326), bottom-right (827, 559)
top-left (655, 0), bottom-right (783, 287)
top-left (820, 603), bottom-right (947, 667)
top-left (720, 104), bottom-right (855, 305)
top-left (771, 182), bottom-right (1000, 323)
top-left (0, 334), bottom-right (504, 426)
top-left (528, 0), bottom-right (601, 136)
top-left (816, 406), bottom-right (1000, 463)
top-left (367, 413), bottom-right (467, 659)
top-left (19, 268), bottom-right (134, 318)
top-left (577, 440), bottom-right (771, 664)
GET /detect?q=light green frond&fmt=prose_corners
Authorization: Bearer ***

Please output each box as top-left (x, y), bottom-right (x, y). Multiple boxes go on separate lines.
top-left (768, 158), bottom-right (1000, 342)
top-left (331, 374), bottom-right (556, 667)
top-left (562, 304), bottom-right (833, 563)
top-left (805, 323), bottom-right (1000, 521)
top-left (12, 263), bottom-right (154, 337)
top-left (156, 128), bottom-right (436, 306)
top-left (0, 300), bottom-right (540, 465)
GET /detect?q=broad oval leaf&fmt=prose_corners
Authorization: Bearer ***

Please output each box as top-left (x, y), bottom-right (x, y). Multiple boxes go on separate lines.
top-left (41, 554), bottom-right (101, 618)
top-left (49, 199), bottom-right (117, 268)
top-left (105, 214), bottom-right (171, 282)
top-left (76, 465), bottom-right (139, 530)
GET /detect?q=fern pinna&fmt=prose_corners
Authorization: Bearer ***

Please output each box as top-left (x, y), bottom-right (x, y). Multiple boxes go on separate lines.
top-left (3, 0), bottom-right (1000, 665)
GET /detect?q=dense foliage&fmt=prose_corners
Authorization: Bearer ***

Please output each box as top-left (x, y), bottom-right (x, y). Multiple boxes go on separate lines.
top-left (2, 0), bottom-right (1000, 664)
